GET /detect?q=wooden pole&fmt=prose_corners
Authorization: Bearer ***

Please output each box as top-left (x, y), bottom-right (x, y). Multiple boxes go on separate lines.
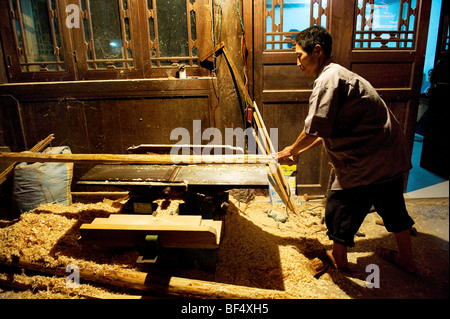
top-left (252, 102), bottom-right (299, 214)
top-left (1, 259), bottom-right (296, 299)
top-left (0, 152), bottom-right (274, 165)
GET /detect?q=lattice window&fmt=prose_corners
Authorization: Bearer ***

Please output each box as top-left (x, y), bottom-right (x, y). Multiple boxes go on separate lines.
top-left (147, 0), bottom-right (198, 67)
top-left (354, 0), bottom-right (419, 49)
top-left (265, 0), bottom-right (328, 51)
top-left (8, 0), bottom-right (65, 72)
top-left (1, 0), bottom-right (212, 81)
top-left (80, 0), bottom-right (133, 70)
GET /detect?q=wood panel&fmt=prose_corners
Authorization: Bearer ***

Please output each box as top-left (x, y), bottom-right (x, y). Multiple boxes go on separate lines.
top-left (0, 78), bottom-right (219, 187)
top-left (350, 63), bottom-right (413, 88)
top-left (340, 0), bottom-right (432, 175)
top-left (263, 65), bottom-right (313, 91)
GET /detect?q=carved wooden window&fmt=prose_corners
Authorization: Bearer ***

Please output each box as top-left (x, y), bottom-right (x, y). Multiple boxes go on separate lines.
top-left (0, 0), bottom-right (212, 82)
top-left (354, 0), bottom-right (419, 49)
top-left (0, 0), bottom-right (76, 82)
top-left (9, 0), bottom-right (64, 72)
top-left (265, 0), bottom-right (328, 51)
top-left (79, 0), bottom-right (133, 70)
top-left (147, 0), bottom-right (198, 67)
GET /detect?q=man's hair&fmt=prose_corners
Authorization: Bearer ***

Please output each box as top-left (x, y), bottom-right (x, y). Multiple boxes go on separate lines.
top-left (294, 26), bottom-right (332, 58)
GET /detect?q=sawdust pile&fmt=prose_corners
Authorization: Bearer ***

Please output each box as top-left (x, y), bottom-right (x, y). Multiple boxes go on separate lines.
top-left (0, 193), bottom-right (350, 299)
top-left (205, 195), bottom-right (346, 298)
top-left (0, 271), bottom-right (133, 299)
top-left (0, 201), bottom-right (134, 268)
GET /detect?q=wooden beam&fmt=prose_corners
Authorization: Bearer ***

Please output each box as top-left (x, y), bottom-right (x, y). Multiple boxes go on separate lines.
top-left (0, 152), bottom-right (274, 165)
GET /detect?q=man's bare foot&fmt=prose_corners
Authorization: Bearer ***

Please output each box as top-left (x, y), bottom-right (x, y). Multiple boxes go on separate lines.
top-left (376, 248), bottom-right (417, 274)
top-left (324, 249), bottom-right (349, 269)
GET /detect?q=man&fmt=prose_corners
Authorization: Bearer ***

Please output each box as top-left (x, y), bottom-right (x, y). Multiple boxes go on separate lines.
top-left (274, 26), bottom-right (416, 273)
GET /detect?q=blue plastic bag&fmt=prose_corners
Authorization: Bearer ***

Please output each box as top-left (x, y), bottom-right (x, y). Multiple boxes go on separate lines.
top-left (13, 146), bottom-right (73, 213)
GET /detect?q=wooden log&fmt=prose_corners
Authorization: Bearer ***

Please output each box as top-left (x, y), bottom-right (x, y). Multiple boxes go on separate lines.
top-left (1, 259), bottom-right (296, 299)
top-left (0, 152), bottom-right (274, 165)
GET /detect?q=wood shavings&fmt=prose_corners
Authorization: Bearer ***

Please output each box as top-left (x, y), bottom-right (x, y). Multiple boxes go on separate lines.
top-left (152, 199), bottom-right (184, 216)
top-left (202, 195), bottom-right (346, 299)
top-left (0, 194), bottom-right (344, 298)
top-left (0, 194), bottom-right (366, 299)
top-left (0, 200), bottom-right (141, 298)
top-left (0, 272), bottom-right (135, 299)
top-left (1, 192), bottom-right (448, 299)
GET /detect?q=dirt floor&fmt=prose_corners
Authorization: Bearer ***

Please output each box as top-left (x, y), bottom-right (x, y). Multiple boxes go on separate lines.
top-left (0, 191), bottom-right (448, 299)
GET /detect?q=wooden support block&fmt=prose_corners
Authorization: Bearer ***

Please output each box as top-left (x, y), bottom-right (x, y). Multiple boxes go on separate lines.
top-left (200, 219), bottom-right (223, 244)
top-left (104, 214), bottom-right (202, 226)
top-left (79, 214), bottom-right (222, 249)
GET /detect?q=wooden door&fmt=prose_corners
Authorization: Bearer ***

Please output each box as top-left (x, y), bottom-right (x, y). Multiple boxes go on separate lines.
top-left (246, 0), bottom-right (431, 195)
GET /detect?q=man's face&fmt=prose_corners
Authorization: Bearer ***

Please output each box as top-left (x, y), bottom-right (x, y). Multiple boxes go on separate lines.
top-left (295, 44), bottom-right (321, 77)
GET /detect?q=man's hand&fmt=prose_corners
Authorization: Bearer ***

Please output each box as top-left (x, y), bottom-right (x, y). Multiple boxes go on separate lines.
top-left (271, 131), bottom-right (322, 164)
top-left (272, 146), bottom-right (299, 164)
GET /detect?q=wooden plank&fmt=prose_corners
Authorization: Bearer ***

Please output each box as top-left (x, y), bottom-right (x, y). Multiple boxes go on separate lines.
top-left (102, 214), bottom-right (202, 226)
top-left (91, 218), bottom-right (109, 225)
top-left (78, 163), bottom-right (269, 187)
top-left (0, 152), bottom-right (273, 165)
top-left (222, 45), bottom-right (254, 107)
top-left (79, 222), bottom-right (221, 249)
